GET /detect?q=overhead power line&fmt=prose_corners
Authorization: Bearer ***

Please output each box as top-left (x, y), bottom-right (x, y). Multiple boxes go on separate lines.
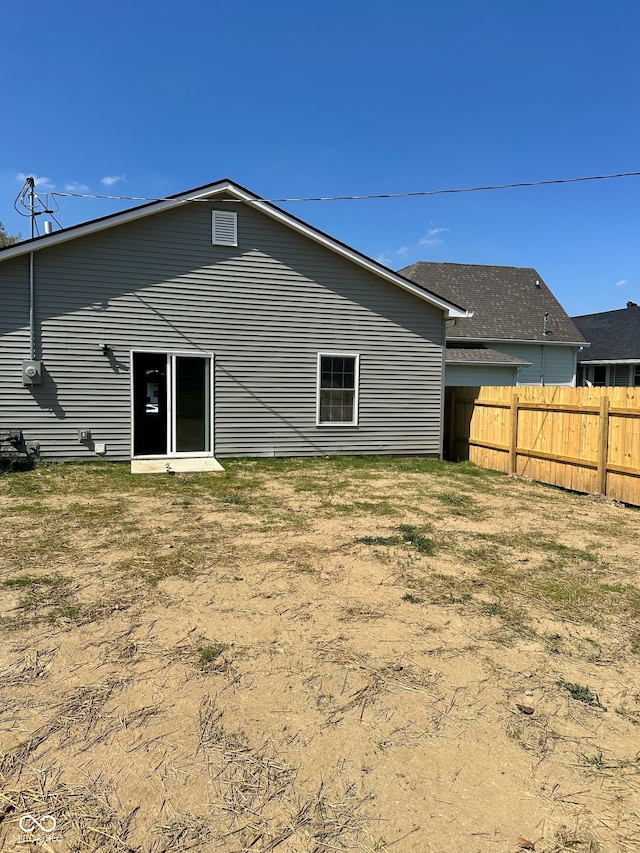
top-left (47, 169), bottom-right (640, 205)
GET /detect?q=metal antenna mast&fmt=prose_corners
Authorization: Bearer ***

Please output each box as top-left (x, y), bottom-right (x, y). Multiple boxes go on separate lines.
top-left (26, 176), bottom-right (35, 239)
top-left (14, 177), bottom-right (63, 236)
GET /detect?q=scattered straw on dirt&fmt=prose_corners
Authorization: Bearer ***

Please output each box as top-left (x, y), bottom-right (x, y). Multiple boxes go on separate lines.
top-left (1, 457), bottom-right (640, 851)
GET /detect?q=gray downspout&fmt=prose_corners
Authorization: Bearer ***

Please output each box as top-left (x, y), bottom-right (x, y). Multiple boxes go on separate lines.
top-left (439, 315), bottom-right (447, 459)
top-left (540, 343), bottom-right (546, 386)
top-left (27, 176), bottom-right (36, 360)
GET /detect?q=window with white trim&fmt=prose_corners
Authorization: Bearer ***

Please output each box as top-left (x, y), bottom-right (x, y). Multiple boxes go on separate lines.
top-left (212, 210), bottom-right (237, 246)
top-left (317, 353), bottom-right (359, 425)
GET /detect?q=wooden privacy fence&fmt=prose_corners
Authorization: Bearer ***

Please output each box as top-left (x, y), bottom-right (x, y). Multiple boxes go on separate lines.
top-left (445, 386), bottom-right (640, 506)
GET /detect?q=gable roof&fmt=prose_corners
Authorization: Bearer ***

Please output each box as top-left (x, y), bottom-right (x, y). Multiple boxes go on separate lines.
top-left (399, 261), bottom-right (585, 344)
top-left (572, 303), bottom-right (640, 362)
top-left (0, 179), bottom-right (468, 319)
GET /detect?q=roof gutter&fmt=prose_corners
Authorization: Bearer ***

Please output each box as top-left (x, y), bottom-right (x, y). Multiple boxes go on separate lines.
top-left (447, 336), bottom-right (589, 347)
top-left (445, 359), bottom-right (533, 366)
top-left (580, 358), bottom-right (640, 365)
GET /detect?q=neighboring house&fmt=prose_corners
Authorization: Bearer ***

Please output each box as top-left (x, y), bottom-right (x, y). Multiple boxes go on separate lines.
top-left (572, 302), bottom-right (640, 386)
top-left (0, 179), bottom-right (467, 471)
top-left (399, 262), bottom-right (587, 386)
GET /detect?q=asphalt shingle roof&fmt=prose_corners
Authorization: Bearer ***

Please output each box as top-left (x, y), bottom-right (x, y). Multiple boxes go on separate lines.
top-left (399, 262), bottom-right (585, 344)
top-left (445, 346), bottom-right (530, 365)
top-left (572, 304), bottom-right (640, 362)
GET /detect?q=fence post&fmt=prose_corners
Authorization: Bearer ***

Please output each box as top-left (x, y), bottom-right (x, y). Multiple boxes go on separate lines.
top-left (448, 387), bottom-right (457, 460)
top-left (509, 393), bottom-right (518, 474)
top-left (596, 396), bottom-right (610, 495)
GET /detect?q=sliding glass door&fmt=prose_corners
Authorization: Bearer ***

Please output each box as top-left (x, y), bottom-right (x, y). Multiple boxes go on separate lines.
top-left (174, 356), bottom-right (211, 453)
top-left (132, 352), bottom-right (212, 457)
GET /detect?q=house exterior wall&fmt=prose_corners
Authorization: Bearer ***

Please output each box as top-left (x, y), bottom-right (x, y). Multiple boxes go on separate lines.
top-left (484, 343), bottom-right (578, 386)
top-left (0, 202), bottom-right (446, 460)
top-left (445, 364), bottom-right (517, 386)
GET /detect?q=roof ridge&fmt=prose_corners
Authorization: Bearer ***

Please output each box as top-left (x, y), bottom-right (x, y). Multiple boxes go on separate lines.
top-left (573, 306), bottom-right (639, 320)
top-left (402, 260), bottom-right (539, 272)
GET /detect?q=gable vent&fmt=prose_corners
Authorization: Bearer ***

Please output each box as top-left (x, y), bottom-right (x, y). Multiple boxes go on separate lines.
top-left (212, 210), bottom-right (237, 246)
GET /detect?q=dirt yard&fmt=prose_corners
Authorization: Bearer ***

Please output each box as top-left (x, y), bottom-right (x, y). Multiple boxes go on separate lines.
top-left (1, 456), bottom-right (639, 853)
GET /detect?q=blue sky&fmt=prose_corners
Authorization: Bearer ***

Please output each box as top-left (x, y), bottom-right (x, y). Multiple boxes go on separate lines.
top-left (1, 0), bottom-right (638, 315)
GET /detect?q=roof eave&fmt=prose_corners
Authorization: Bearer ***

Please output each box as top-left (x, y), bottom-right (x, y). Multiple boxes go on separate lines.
top-left (580, 358), bottom-right (640, 365)
top-left (447, 336), bottom-right (588, 347)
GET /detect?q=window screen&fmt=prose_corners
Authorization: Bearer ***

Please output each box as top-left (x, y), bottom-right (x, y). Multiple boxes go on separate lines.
top-left (611, 364), bottom-right (632, 386)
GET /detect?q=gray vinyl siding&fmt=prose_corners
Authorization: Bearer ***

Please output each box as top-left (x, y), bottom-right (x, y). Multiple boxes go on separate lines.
top-left (538, 344), bottom-right (579, 386)
top-left (484, 343), bottom-right (578, 386)
top-left (1, 202), bottom-right (445, 460)
top-left (445, 364), bottom-right (517, 386)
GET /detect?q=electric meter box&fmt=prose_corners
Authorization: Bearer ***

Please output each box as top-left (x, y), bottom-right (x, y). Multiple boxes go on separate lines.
top-left (22, 360), bottom-right (42, 385)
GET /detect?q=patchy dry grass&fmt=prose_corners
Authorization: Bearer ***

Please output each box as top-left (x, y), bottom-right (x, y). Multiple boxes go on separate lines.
top-left (1, 456), bottom-right (640, 852)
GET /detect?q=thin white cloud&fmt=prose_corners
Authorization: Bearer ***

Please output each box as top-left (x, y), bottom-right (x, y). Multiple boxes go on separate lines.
top-left (615, 279), bottom-right (628, 287)
top-left (101, 175), bottom-right (126, 187)
top-left (419, 226), bottom-right (449, 247)
top-left (378, 227), bottom-right (449, 268)
top-left (65, 181), bottom-right (89, 193)
top-left (16, 172), bottom-right (55, 191)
